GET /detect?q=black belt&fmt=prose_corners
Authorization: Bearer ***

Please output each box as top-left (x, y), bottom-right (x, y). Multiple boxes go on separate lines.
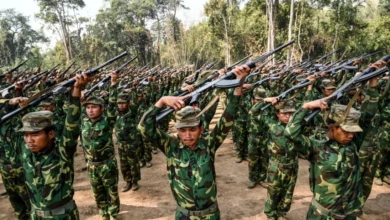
top-left (32, 200), bottom-right (75, 217)
top-left (176, 202), bottom-right (218, 217)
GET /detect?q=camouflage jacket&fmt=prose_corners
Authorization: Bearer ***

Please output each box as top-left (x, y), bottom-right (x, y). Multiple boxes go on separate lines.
top-left (138, 95), bottom-right (240, 211)
top-left (284, 86), bottom-right (379, 215)
top-left (22, 95), bottom-right (81, 210)
top-left (81, 85), bottom-right (117, 162)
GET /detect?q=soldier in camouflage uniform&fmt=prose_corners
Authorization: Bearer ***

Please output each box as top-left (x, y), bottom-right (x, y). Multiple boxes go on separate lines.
top-left (80, 71), bottom-right (120, 220)
top-left (114, 92), bottom-right (141, 192)
top-left (38, 97), bottom-right (66, 141)
top-left (0, 97), bottom-right (31, 219)
top-left (3, 72), bottom-right (88, 219)
top-left (284, 77), bottom-right (379, 220)
top-left (138, 66), bottom-right (248, 219)
top-left (247, 87), bottom-right (269, 189)
top-left (260, 98), bottom-right (297, 220)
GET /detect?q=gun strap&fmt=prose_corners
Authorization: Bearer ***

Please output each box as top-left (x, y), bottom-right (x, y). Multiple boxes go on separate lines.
top-left (334, 84), bottom-right (364, 127)
top-left (182, 93), bottom-right (221, 122)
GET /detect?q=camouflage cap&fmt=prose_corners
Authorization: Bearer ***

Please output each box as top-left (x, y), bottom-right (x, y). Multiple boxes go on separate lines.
top-left (38, 97), bottom-right (54, 106)
top-left (329, 104), bottom-right (362, 132)
top-left (321, 79), bottom-right (336, 90)
top-left (19, 111), bottom-right (54, 132)
top-left (82, 96), bottom-right (105, 106)
top-left (254, 87), bottom-right (266, 100)
top-left (295, 75), bottom-right (306, 82)
top-left (274, 100), bottom-right (296, 113)
top-left (175, 106), bottom-right (201, 128)
top-left (117, 92), bottom-right (130, 103)
top-left (136, 88), bottom-right (144, 97)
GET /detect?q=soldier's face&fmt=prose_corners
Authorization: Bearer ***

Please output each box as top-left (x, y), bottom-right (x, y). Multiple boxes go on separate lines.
top-left (118, 103), bottom-right (129, 112)
top-left (41, 104), bottom-right (55, 112)
top-left (322, 88), bottom-right (335, 97)
top-left (276, 112), bottom-right (293, 124)
top-left (24, 130), bottom-right (55, 152)
top-left (177, 126), bottom-right (204, 149)
top-left (330, 127), bottom-right (355, 144)
top-left (86, 104), bottom-right (104, 121)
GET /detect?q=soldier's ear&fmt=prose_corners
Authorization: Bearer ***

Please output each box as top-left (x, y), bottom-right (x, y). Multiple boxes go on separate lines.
top-left (48, 130), bottom-right (55, 140)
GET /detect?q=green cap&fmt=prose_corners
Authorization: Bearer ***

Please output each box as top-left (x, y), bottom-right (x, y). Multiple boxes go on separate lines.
top-left (175, 106), bottom-right (201, 128)
top-left (38, 97), bottom-right (54, 106)
top-left (82, 96), bottom-right (105, 106)
top-left (19, 111), bottom-right (54, 132)
top-left (254, 87), bottom-right (266, 100)
top-left (275, 100), bottom-right (296, 113)
top-left (329, 104), bottom-right (362, 132)
top-left (321, 79), bottom-right (336, 90)
top-left (117, 92), bottom-right (130, 103)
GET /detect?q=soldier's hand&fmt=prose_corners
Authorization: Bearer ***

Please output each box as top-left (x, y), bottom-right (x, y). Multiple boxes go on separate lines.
top-left (110, 70), bottom-right (119, 85)
top-left (218, 67), bottom-right (228, 77)
top-left (14, 82), bottom-right (24, 90)
top-left (243, 84), bottom-right (252, 90)
top-left (74, 71), bottom-right (89, 89)
top-left (263, 97), bottom-right (279, 105)
top-left (232, 65), bottom-right (250, 80)
top-left (182, 84), bottom-right (195, 92)
top-left (9, 97), bottom-right (28, 105)
top-left (302, 99), bottom-right (328, 111)
top-left (155, 95), bottom-right (190, 111)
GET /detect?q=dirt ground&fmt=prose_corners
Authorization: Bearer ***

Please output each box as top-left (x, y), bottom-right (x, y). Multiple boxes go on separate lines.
top-left (1, 104), bottom-right (390, 220)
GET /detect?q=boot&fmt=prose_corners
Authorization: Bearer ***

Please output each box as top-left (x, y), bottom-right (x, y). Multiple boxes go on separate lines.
top-left (235, 157), bottom-right (243, 163)
top-left (259, 181), bottom-right (269, 189)
top-left (132, 182), bottom-right (140, 191)
top-left (248, 181), bottom-right (257, 189)
top-left (374, 177), bottom-right (383, 186)
top-left (140, 161), bottom-right (145, 168)
top-left (152, 148), bottom-right (158, 154)
top-left (146, 162), bottom-right (152, 168)
top-left (121, 182), bottom-right (132, 192)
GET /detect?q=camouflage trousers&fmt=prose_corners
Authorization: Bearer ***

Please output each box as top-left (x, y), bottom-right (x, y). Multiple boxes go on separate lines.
top-left (306, 202), bottom-right (358, 220)
top-left (358, 145), bottom-right (380, 202)
top-left (118, 142), bottom-right (141, 184)
top-left (0, 164), bottom-right (30, 220)
top-left (30, 201), bottom-right (79, 220)
top-left (140, 139), bottom-right (153, 163)
top-left (264, 158), bottom-right (298, 218)
top-left (232, 120), bottom-right (248, 159)
top-left (175, 209), bottom-right (220, 220)
top-left (248, 134), bottom-right (268, 182)
top-left (87, 157), bottom-right (120, 217)
top-left (375, 131), bottom-right (390, 180)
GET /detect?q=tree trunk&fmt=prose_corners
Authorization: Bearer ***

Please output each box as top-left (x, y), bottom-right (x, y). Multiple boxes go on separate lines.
top-left (266, 0), bottom-right (276, 63)
top-left (222, 15), bottom-right (231, 66)
top-left (287, 0), bottom-right (294, 66)
top-left (297, 0), bottom-right (304, 61)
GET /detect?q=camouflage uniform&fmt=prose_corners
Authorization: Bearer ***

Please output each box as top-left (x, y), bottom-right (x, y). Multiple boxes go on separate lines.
top-left (81, 88), bottom-right (120, 218)
top-left (114, 93), bottom-right (141, 188)
top-left (285, 86), bottom-right (379, 219)
top-left (375, 94), bottom-right (390, 183)
top-left (263, 100), bottom-right (298, 219)
top-left (0, 101), bottom-right (30, 219)
top-left (247, 88), bottom-right (269, 186)
top-left (19, 95), bottom-right (82, 219)
top-left (38, 97), bottom-right (65, 141)
top-left (138, 95), bottom-right (240, 219)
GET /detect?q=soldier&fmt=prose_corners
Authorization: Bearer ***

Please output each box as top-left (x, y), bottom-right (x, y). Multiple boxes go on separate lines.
top-left (38, 96), bottom-right (66, 141)
top-left (80, 71), bottom-right (120, 220)
top-left (0, 96), bottom-right (31, 219)
top-left (247, 87), bottom-right (269, 189)
top-left (3, 72), bottom-right (89, 219)
top-left (284, 77), bottom-right (379, 219)
top-left (114, 92), bottom-right (141, 192)
top-left (138, 65), bottom-right (249, 219)
top-left (261, 98), bottom-right (298, 220)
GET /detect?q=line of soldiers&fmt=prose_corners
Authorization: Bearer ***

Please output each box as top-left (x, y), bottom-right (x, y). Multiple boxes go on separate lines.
top-left (0, 51), bottom-right (389, 220)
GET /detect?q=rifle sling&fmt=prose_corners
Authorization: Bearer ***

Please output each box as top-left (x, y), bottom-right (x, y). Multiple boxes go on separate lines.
top-left (334, 84), bottom-right (364, 127)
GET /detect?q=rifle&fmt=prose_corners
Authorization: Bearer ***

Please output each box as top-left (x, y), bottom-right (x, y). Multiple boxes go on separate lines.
top-left (154, 40), bottom-right (295, 121)
top-left (46, 64), bottom-right (61, 78)
top-left (303, 54), bottom-right (390, 122)
top-left (1, 52), bottom-right (129, 123)
top-left (60, 61), bottom-right (76, 77)
top-left (186, 61), bottom-right (218, 84)
top-left (84, 56), bottom-right (137, 99)
top-left (0, 60), bottom-right (28, 80)
top-left (118, 64), bottom-right (161, 89)
top-left (316, 48), bottom-right (341, 63)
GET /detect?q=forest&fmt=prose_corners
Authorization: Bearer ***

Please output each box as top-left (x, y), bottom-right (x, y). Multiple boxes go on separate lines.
top-left (0, 0), bottom-right (389, 69)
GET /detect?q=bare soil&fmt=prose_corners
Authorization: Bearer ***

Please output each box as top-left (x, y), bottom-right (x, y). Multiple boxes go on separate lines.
top-left (1, 105), bottom-right (390, 220)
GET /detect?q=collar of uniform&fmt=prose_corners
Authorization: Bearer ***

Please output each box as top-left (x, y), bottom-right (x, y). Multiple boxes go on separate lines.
top-left (33, 143), bottom-right (55, 156)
